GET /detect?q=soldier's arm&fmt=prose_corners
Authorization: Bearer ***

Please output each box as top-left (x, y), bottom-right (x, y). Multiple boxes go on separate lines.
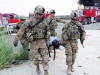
top-left (78, 22), bottom-right (86, 39)
top-left (56, 17), bottom-right (66, 24)
top-left (61, 23), bottom-right (68, 44)
top-left (14, 21), bottom-right (31, 42)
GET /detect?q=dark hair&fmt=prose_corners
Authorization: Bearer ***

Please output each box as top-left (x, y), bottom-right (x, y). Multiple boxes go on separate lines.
top-left (52, 39), bottom-right (60, 49)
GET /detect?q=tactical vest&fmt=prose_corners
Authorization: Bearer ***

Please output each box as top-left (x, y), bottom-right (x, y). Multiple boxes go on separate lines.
top-left (27, 18), bottom-right (47, 41)
top-left (66, 22), bottom-right (80, 40)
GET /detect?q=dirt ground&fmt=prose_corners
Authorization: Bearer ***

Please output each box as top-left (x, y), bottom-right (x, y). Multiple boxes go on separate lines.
top-left (0, 30), bottom-right (100, 75)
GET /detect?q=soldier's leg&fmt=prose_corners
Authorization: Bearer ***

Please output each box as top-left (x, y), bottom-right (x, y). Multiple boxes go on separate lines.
top-left (33, 54), bottom-right (41, 74)
top-left (65, 41), bottom-right (72, 75)
top-left (29, 41), bottom-right (41, 74)
top-left (49, 46), bottom-right (53, 53)
top-left (71, 40), bottom-right (78, 72)
top-left (40, 48), bottom-right (49, 75)
top-left (71, 53), bottom-right (76, 72)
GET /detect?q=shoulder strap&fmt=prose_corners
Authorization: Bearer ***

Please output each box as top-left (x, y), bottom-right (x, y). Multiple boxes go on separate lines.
top-left (30, 17), bottom-right (44, 29)
top-left (48, 18), bottom-right (53, 25)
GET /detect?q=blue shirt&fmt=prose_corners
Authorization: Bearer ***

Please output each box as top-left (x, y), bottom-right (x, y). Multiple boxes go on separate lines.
top-left (49, 36), bottom-right (60, 46)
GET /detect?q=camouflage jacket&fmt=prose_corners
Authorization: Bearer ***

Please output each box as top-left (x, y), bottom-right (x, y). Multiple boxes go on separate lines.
top-left (46, 15), bottom-right (66, 30)
top-left (61, 21), bottom-right (86, 44)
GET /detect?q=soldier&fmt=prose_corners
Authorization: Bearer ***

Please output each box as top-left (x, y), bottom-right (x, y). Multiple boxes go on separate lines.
top-left (13, 5), bottom-right (49, 75)
top-left (46, 10), bottom-right (66, 53)
top-left (46, 10), bottom-right (66, 36)
top-left (61, 12), bottom-right (86, 75)
top-left (13, 15), bottom-right (29, 49)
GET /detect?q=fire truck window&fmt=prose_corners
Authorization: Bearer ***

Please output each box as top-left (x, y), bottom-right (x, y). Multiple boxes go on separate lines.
top-left (3, 14), bottom-right (7, 17)
top-left (9, 15), bottom-right (13, 19)
top-left (14, 14), bottom-right (19, 18)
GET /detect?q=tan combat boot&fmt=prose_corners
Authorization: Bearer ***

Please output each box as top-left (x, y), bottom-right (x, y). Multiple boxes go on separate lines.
top-left (36, 64), bottom-right (41, 74)
top-left (67, 65), bottom-right (71, 75)
top-left (44, 70), bottom-right (49, 75)
top-left (71, 60), bottom-right (75, 72)
top-left (71, 65), bottom-right (75, 72)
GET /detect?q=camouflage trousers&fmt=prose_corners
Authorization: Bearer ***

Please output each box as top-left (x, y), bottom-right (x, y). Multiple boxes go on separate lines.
top-left (29, 39), bottom-right (49, 70)
top-left (65, 40), bottom-right (78, 65)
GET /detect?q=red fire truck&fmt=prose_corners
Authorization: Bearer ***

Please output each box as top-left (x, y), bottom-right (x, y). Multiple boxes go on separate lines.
top-left (0, 13), bottom-right (20, 33)
top-left (72, 6), bottom-right (100, 25)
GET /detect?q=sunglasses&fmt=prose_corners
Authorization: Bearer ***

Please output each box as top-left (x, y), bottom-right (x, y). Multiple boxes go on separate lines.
top-left (51, 12), bottom-right (55, 14)
top-left (72, 19), bottom-right (77, 21)
top-left (38, 14), bottom-right (43, 16)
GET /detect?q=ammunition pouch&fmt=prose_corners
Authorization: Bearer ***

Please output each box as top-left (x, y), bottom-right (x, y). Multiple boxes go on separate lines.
top-left (26, 29), bottom-right (47, 41)
top-left (33, 30), bottom-right (45, 38)
top-left (45, 31), bottom-right (51, 39)
top-left (70, 31), bottom-right (80, 39)
top-left (26, 33), bottom-right (34, 42)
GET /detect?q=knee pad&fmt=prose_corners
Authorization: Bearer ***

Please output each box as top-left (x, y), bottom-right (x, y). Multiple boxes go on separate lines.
top-left (43, 57), bottom-right (48, 64)
top-left (66, 52), bottom-right (72, 62)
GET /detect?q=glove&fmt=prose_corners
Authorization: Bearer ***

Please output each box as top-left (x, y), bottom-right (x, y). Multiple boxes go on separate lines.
top-left (62, 44), bottom-right (66, 48)
top-left (13, 41), bottom-right (18, 47)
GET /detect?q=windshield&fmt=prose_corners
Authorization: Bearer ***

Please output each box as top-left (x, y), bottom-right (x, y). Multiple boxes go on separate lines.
top-left (14, 14), bottom-right (19, 18)
top-left (3, 14), bottom-right (7, 17)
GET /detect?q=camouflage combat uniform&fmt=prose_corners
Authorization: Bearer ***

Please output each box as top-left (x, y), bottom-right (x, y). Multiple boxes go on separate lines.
top-left (46, 14), bottom-right (66, 36)
top-left (61, 20), bottom-right (86, 74)
top-left (13, 5), bottom-right (49, 75)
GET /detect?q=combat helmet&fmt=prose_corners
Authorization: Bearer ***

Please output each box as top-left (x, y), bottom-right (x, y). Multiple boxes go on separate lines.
top-left (50, 10), bottom-right (56, 14)
top-left (34, 5), bottom-right (45, 14)
top-left (70, 12), bottom-right (78, 19)
top-left (20, 15), bottom-right (26, 21)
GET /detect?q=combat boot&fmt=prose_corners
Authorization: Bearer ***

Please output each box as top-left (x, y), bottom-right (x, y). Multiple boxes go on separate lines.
top-left (71, 60), bottom-right (75, 72)
top-left (44, 70), bottom-right (49, 75)
top-left (36, 64), bottom-right (41, 74)
top-left (67, 65), bottom-right (71, 75)
top-left (71, 65), bottom-right (75, 72)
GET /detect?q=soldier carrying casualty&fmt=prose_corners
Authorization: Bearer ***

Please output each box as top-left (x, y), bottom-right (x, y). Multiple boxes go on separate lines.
top-left (46, 10), bottom-right (66, 53)
top-left (61, 12), bottom-right (86, 75)
top-left (46, 9), bottom-right (66, 36)
top-left (13, 5), bottom-right (50, 75)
